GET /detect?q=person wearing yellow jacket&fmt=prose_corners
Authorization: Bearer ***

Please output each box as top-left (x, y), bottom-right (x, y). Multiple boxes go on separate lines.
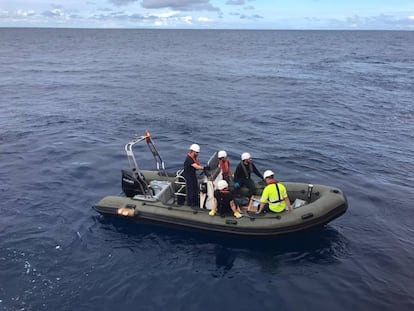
top-left (256, 170), bottom-right (292, 214)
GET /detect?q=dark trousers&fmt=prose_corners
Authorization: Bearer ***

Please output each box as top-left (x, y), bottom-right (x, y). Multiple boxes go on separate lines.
top-left (238, 179), bottom-right (256, 198)
top-left (186, 177), bottom-right (198, 208)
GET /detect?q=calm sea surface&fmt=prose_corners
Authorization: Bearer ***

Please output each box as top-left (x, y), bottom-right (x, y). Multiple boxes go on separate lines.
top-left (0, 28), bottom-right (413, 311)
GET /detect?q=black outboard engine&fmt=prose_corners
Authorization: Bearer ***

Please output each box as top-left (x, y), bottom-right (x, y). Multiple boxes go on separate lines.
top-left (121, 169), bottom-right (148, 197)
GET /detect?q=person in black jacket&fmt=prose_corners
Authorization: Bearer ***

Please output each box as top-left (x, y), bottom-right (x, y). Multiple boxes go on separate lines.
top-left (233, 152), bottom-right (262, 198)
top-left (209, 180), bottom-right (242, 218)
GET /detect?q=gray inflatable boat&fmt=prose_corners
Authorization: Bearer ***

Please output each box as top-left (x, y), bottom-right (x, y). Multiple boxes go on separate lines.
top-left (93, 132), bottom-right (348, 237)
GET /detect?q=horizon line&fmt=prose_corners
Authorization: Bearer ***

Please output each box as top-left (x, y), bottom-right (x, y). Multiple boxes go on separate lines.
top-left (1, 26), bottom-right (413, 32)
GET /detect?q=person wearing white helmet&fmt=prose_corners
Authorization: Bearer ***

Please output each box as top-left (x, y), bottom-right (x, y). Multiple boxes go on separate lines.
top-left (233, 152), bottom-right (262, 198)
top-left (183, 143), bottom-right (209, 208)
top-left (208, 180), bottom-right (242, 218)
top-left (256, 170), bottom-right (292, 214)
top-left (217, 150), bottom-right (233, 184)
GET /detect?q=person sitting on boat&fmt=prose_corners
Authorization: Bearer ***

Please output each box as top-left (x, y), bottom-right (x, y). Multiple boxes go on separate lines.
top-left (209, 180), bottom-right (242, 218)
top-left (233, 152), bottom-right (262, 198)
top-left (256, 170), bottom-right (292, 214)
top-left (218, 150), bottom-right (233, 184)
top-left (183, 143), bottom-right (208, 209)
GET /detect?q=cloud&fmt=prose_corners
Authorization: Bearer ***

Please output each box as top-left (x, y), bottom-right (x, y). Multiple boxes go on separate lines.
top-left (15, 10), bottom-right (36, 17)
top-left (239, 14), bottom-right (262, 20)
top-left (42, 9), bottom-right (65, 17)
top-left (51, 4), bottom-right (64, 9)
top-left (342, 14), bottom-right (414, 28)
top-left (198, 16), bottom-right (212, 22)
top-left (92, 9), bottom-right (209, 27)
top-left (141, 0), bottom-right (220, 12)
top-left (0, 10), bottom-right (36, 20)
top-left (225, 0), bottom-right (245, 5)
top-left (97, 7), bottom-right (113, 12)
top-left (182, 15), bottom-right (192, 24)
top-left (303, 14), bottom-right (414, 29)
top-left (94, 11), bottom-right (155, 22)
top-left (109, 0), bottom-right (137, 6)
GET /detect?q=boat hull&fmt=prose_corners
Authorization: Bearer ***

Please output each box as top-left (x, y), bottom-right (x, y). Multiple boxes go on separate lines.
top-left (94, 176), bottom-right (348, 237)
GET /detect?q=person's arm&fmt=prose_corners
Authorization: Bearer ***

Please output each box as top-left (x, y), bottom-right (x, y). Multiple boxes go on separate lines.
top-left (285, 197), bottom-right (292, 211)
top-left (256, 202), bottom-right (266, 214)
top-left (252, 163), bottom-right (262, 179)
top-left (233, 164), bottom-right (241, 181)
top-left (256, 189), bottom-right (268, 214)
top-left (191, 162), bottom-right (204, 170)
top-left (233, 164), bottom-right (242, 189)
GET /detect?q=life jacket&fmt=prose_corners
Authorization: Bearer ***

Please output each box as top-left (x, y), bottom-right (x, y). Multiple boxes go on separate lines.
top-left (219, 159), bottom-right (231, 179)
top-left (267, 179), bottom-right (284, 204)
top-left (187, 152), bottom-right (200, 165)
top-left (240, 161), bottom-right (253, 179)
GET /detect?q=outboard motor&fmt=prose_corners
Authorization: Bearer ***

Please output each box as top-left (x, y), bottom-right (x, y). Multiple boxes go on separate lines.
top-left (121, 169), bottom-right (148, 197)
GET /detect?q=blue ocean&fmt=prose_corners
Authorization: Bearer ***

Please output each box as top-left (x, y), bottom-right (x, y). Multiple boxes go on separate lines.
top-left (0, 28), bottom-right (413, 310)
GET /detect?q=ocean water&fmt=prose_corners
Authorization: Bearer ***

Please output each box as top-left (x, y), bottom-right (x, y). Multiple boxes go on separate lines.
top-left (0, 28), bottom-right (413, 310)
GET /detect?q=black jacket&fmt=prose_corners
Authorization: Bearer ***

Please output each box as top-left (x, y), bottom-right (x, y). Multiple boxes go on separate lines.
top-left (234, 161), bottom-right (262, 182)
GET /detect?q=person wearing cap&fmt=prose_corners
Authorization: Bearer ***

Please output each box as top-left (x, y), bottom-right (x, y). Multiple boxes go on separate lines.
top-left (209, 180), bottom-right (242, 218)
top-left (256, 170), bottom-right (292, 214)
top-left (183, 143), bottom-right (208, 208)
top-left (233, 152), bottom-right (262, 198)
top-left (217, 150), bottom-right (233, 184)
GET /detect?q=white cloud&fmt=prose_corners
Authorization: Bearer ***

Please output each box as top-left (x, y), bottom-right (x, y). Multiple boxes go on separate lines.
top-left (109, 0), bottom-right (137, 6)
top-left (198, 16), bottom-right (211, 22)
top-left (17, 10), bottom-right (36, 17)
top-left (42, 9), bottom-right (65, 17)
top-left (226, 0), bottom-right (245, 5)
top-left (155, 11), bottom-right (179, 18)
top-left (154, 20), bottom-right (166, 26)
top-left (182, 15), bottom-right (193, 24)
top-left (141, 0), bottom-right (220, 12)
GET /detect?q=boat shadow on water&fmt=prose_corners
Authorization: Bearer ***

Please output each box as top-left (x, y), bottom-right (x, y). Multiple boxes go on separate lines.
top-left (93, 215), bottom-right (350, 276)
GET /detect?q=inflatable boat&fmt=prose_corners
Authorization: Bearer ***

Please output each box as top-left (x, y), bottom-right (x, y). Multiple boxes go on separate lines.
top-left (93, 132), bottom-right (348, 237)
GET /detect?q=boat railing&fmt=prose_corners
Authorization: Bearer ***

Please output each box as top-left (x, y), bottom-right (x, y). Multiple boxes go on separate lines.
top-left (125, 131), bottom-right (168, 180)
top-left (124, 131), bottom-right (177, 201)
top-left (174, 169), bottom-right (187, 204)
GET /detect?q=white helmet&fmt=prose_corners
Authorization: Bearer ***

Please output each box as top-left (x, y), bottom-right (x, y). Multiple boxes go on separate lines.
top-left (218, 150), bottom-right (227, 158)
top-left (263, 170), bottom-right (274, 179)
top-left (241, 152), bottom-right (251, 161)
top-left (189, 144), bottom-right (200, 153)
top-left (217, 180), bottom-right (228, 190)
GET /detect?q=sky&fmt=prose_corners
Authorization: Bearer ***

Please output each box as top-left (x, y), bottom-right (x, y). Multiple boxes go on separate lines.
top-left (0, 0), bottom-right (413, 30)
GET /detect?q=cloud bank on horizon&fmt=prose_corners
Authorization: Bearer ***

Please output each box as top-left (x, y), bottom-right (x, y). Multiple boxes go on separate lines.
top-left (0, 0), bottom-right (413, 30)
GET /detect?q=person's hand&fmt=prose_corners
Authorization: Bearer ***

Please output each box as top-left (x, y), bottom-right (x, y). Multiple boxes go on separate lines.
top-left (203, 165), bottom-right (210, 171)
